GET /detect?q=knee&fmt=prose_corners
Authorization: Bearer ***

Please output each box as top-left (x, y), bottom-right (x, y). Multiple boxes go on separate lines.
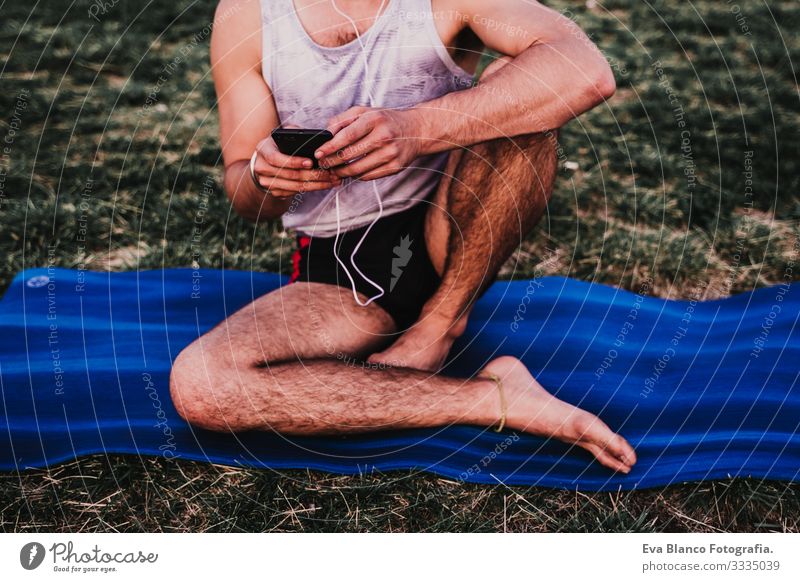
top-left (169, 339), bottom-right (229, 432)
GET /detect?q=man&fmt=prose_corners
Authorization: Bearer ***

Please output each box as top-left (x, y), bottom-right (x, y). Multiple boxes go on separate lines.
top-left (170, 0), bottom-right (637, 473)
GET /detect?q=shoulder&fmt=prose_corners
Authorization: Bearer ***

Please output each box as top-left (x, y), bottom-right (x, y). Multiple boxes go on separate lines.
top-left (210, 0), bottom-right (262, 72)
top-left (213, 0), bottom-right (261, 30)
top-left (429, 0), bottom-right (470, 45)
top-left (434, 0), bottom-right (571, 55)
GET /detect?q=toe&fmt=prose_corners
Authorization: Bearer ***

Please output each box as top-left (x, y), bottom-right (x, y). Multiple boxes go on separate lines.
top-left (603, 432), bottom-right (637, 467)
top-left (615, 435), bottom-right (638, 466)
top-left (571, 414), bottom-right (637, 470)
top-left (597, 449), bottom-right (632, 474)
top-left (582, 443), bottom-right (632, 474)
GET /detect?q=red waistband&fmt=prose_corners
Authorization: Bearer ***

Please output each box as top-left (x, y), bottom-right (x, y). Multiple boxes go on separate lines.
top-left (289, 236), bottom-right (312, 283)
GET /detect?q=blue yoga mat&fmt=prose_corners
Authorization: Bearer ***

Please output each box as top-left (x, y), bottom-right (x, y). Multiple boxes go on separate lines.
top-left (1, 267), bottom-right (798, 491)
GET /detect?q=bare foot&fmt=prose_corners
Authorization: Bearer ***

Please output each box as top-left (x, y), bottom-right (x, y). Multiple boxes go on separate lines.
top-left (368, 314), bottom-right (467, 372)
top-left (482, 356), bottom-right (637, 474)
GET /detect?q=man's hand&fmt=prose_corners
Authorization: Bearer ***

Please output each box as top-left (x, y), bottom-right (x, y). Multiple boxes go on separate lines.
top-left (314, 107), bottom-right (425, 181)
top-left (252, 135), bottom-right (342, 198)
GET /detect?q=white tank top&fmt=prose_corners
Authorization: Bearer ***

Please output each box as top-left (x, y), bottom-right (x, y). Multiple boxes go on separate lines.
top-left (259, 0), bottom-right (474, 237)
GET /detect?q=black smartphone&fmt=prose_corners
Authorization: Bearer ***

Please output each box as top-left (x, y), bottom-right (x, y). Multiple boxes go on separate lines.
top-left (271, 128), bottom-right (333, 168)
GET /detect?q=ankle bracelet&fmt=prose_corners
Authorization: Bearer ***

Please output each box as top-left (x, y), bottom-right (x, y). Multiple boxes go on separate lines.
top-left (482, 372), bottom-right (507, 433)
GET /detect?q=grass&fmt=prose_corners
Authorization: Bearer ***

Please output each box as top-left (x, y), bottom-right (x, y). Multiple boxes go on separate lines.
top-left (1, 0), bottom-right (799, 532)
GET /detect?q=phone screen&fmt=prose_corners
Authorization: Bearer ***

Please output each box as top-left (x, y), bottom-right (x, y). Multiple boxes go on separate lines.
top-left (271, 129), bottom-right (333, 168)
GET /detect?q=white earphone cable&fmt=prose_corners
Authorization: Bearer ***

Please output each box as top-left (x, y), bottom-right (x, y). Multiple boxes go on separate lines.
top-left (329, 0), bottom-right (387, 307)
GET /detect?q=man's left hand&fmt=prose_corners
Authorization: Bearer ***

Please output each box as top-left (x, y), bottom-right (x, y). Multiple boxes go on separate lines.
top-left (314, 107), bottom-right (424, 181)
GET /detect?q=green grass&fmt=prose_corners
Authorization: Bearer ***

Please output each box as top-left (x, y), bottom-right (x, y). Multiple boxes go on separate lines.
top-left (1, 0), bottom-right (799, 532)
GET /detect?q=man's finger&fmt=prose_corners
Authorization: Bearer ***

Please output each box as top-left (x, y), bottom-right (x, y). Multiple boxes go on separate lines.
top-left (296, 167), bottom-right (340, 183)
top-left (315, 117), bottom-right (372, 161)
top-left (258, 141), bottom-right (313, 170)
top-left (354, 165), bottom-right (401, 182)
top-left (325, 106), bottom-right (367, 135)
top-left (269, 191), bottom-right (297, 199)
top-left (255, 162), bottom-right (339, 183)
top-left (331, 148), bottom-right (393, 179)
top-left (318, 133), bottom-right (381, 169)
top-left (262, 176), bottom-right (338, 193)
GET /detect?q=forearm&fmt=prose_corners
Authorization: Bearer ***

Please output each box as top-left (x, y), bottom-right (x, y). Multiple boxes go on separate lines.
top-left (224, 159), bottom-right (291, 223)
top-left (412, 41), bottom-right (616, 155)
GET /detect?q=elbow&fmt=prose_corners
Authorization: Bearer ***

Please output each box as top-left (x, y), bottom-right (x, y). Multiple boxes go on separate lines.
top-left (228, 192), bottom-right (278, 224)
top-left (597, 67), bottom-right (617, 100)
top-left (230, 202), bottom-right (260, 224)
top-left (573, 63), bottom-right (616, 116)
top-left (225, 186), bottom-right (255, 222)
top-left (591, 62), bottom-right (617, 102)
top-left (223, 171), bottom-right (282, 223)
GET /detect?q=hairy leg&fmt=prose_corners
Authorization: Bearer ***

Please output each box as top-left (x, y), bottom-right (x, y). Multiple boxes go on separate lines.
top-left (170, 282), bottom-right (636, 472)
top-left (370, 57), bottom-right (559, 371)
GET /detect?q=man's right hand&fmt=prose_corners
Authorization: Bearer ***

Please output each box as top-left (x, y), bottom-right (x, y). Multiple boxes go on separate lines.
top-left (252, 136), bottom-right (341, 199)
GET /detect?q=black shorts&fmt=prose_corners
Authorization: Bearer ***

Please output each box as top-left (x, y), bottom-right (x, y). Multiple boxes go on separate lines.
top-left (289, 201), bottom-right (441, 331)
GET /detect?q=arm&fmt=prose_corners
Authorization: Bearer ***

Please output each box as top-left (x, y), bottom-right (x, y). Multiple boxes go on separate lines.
top-left (211, 0), bottom-right (339, 222)
top-left (411, 0), bottom-right (616, 153)
top-left (315, 0), bottom-right (615, 177)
